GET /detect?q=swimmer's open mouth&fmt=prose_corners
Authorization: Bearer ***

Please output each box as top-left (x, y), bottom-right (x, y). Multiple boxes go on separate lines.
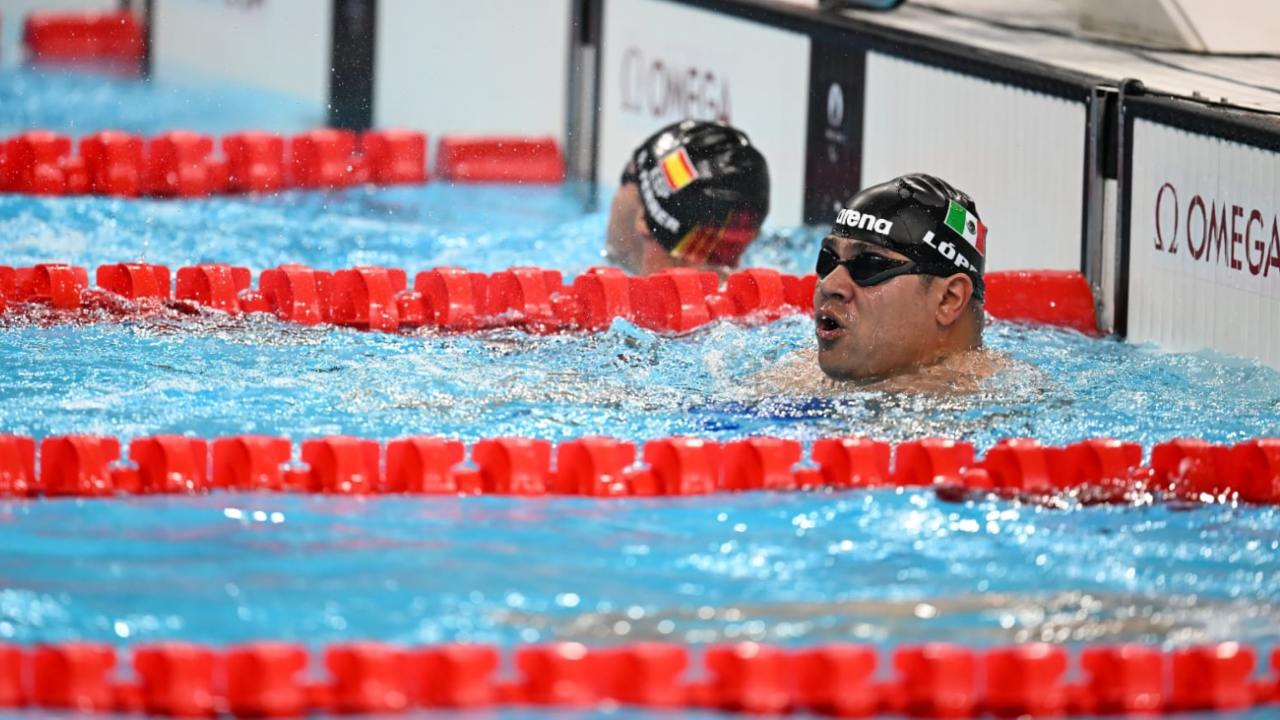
top-left (815, 309), bottom-right (846, 343)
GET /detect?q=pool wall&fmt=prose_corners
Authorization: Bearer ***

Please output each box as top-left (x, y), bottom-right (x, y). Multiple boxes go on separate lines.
top-left (1120, 105), bottom-right (1280, 373)
top-left (147, 0), bottom-right (574, 141)
top-left (149, 0), bottom-right (332, 111)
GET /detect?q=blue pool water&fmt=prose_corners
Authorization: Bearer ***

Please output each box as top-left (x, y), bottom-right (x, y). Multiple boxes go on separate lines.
top-left (0, 67), bottom-right (321, 138)
top-left (1, 67), bottom-right (1279, 718)
top-left (3, 492), bottom-right (1277, 649)
top-left (2, 311), bottom-right (1279, 450)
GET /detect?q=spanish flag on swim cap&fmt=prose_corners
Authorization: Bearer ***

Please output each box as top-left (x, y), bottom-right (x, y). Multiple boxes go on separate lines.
top-left (660, 147), bottom-right (698, 192)
top-left (626, 120), bottom-right (770, 267)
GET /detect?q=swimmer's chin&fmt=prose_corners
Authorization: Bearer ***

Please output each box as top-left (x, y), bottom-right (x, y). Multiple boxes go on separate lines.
top-left (823, 370), bottom-right (892, 388)
top-left (816, 353), bottom-right (883, 386)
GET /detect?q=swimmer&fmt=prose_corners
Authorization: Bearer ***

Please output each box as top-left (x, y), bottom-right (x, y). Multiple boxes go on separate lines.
top-left (605, 120), bottom-right (769, 276)
top-left (814, 173), bottom-right (999, 387)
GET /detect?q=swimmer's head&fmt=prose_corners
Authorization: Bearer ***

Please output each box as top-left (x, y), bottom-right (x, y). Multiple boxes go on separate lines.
top-left (815, 173), bottom-right (986, 382)
top-left (606, 120), bottom-right (769, 275)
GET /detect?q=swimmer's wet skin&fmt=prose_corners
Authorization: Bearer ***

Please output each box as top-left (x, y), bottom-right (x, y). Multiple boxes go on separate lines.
top-left (814, 173), bottom-right (994, 385)
top-left (606, 119), bottom-right (770, 276)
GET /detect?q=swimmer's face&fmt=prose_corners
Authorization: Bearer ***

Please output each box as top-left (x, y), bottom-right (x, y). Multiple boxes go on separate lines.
top-left (813, 236), bottom-right (949, 381)
top-left (605, 181), bottom-right (651, 274)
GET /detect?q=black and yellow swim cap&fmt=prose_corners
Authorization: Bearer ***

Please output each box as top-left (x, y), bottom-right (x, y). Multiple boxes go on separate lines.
top-left (624, 120), bottom-right (769, 267)
top-left (829, 173), bottom-right (986, 299)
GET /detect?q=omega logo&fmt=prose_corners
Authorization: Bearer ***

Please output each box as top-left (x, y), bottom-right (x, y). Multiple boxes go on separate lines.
top-left (619, 47), bottom-right (731, 122)
top-left (1153, 181), bottom-right (1280, 277)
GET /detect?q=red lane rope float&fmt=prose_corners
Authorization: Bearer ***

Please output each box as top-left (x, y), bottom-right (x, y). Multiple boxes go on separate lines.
top-left (436, 136), bottom-right (566, 183)
top-left (0, 129), bottom-right (562, 197)
top-left (0, 434), bottom-right (1276, 503)
top-left (22, 10), bottom-right (144, 74)
top-left (0, 263), bottom-right (1099, 335)
top-left (0, 640), bottom-right (1275, 717)
top-left (983, 270), bottom-right (1098, 335)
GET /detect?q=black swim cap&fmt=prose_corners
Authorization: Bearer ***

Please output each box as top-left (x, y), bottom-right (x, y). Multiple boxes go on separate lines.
top-left (624, 120), bottom-right (769, 267)
top-left (828, 173), bottom-right (986, 300)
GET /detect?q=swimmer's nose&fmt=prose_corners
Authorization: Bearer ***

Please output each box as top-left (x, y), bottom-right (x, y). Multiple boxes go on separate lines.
top-left (816, 266), bottom-right (854, 304)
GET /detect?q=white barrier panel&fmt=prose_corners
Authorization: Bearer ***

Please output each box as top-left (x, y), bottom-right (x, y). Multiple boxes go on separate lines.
top-left (1127, 119), bottom-right (1280, 368)
top-left (374, 0), bottom-right (570, 137)
top-left (861, 52), bottom-right (1086, 272)
top-left (598, 0), bottom-right (810, 226)
top-left (0, 0), bottom-right (117, 67)
top-left (151, 0), bottom-right (330, 106)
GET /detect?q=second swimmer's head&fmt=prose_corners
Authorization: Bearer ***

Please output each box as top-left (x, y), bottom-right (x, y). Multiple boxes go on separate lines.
top-left (606, 119), bottom-right (770, 275)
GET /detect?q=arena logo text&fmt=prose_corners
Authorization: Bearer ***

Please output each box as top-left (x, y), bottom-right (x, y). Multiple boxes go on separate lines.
top-left (1152, 182), bottom-right (1280, 278)
top-left (620, 47), bottom-right (731, 123)
top-left (835, 208), bottom-right (893, 235)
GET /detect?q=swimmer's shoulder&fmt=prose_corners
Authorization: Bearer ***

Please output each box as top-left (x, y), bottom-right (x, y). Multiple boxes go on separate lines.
top-left (909, 347), bottom-right (1046, 395)
top-left (750, 347), bottom-right (848, 397)
top-left (861, 347), bottom-right (1014, 395)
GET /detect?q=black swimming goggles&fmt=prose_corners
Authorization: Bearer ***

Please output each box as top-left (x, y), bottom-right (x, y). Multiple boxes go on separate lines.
top-left (816, 246), bottom-right (944, 287)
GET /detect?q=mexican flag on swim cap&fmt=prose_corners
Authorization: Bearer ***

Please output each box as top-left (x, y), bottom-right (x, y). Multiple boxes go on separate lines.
top-left (944, 200), bottom-right (987, 255)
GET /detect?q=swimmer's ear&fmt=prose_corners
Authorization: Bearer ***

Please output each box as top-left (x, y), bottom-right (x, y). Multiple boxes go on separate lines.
top-left (634, 210), bottom-right (653, 241)
top-left (935, 273), bottom-right (974, 327)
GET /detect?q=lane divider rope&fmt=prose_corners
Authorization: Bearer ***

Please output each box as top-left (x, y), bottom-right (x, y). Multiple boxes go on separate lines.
top-left (0, 129), bottom-right (564, 195)
top-left (2, 640), bottom-right (1276, 717)
top-left (0, 263), bottom-right (1100, 335)
top-left (21, 10), bottom-right (143, 72)
top-left (0, 434), bottom-right (1275, 503)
